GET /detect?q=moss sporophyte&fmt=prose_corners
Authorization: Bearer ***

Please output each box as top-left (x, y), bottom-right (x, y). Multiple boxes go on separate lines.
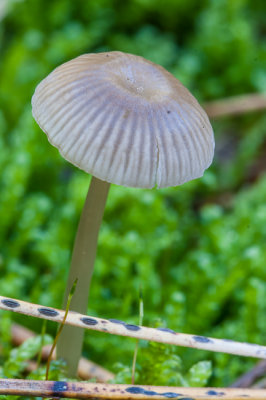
top-left (31, 51), bottom-right (214, 376)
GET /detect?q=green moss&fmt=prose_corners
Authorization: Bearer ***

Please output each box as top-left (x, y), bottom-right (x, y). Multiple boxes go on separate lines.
top-left (0, 0), bottom-right (265, 394)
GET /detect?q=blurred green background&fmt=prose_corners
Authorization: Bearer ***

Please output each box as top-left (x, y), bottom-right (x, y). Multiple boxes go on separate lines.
top-left (0, 0), bottom-right (266, 390)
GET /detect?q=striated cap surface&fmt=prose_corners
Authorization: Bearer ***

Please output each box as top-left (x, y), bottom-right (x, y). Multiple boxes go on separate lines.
top-left (32, 52), bottom-right (215, 188)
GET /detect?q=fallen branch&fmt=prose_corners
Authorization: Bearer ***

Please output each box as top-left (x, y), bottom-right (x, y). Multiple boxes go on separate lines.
top-left (1, 296), bottom-right (266, 359)
top-left (252, 378), bottom-right (266, 389)
top-left (11, 323), bottom-right (114, 382)
top-left (204, 93), bottom-right (266, 118)
top-left (1, 379), bottom-right (266, 399)
top-left (230, 360), bottom-right (266, 388)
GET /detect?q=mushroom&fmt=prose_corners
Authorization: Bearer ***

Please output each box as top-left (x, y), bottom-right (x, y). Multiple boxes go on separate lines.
top-left (31, 51), bottom-right (215, 376)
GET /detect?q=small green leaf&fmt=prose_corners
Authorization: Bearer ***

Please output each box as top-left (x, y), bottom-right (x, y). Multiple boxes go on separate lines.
top-left (3, 334), bottom-right (52, 378)
top-left (187, 360), bottom-right (212, 387)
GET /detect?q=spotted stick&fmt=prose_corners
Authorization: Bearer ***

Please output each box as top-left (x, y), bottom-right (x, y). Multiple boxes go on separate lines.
top-left (1, 379), bottom-right (266, 399)
top-left (1, 296), bottom-right (266, 359)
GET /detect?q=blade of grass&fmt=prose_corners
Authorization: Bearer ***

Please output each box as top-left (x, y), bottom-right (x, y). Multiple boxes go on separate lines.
top-left (131, 286), bottom-right (144, 384)
top-left (37, 320), bottom-right (47, 368)
top-left (46, 279), bottom-right (77, 380)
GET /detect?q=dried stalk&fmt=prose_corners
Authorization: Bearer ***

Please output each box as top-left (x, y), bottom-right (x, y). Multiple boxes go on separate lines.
top-left (1, 296), bottom-right (266, 359)
top-left (0, 379), bottom-right (266, 399)
top-left (204, 93), bottom-right (266, 118)
top-left (11, 323), bottom-right (114, 382)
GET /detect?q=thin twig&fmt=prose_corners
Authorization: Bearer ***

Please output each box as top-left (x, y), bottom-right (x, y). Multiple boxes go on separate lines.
top-left (252, 378), bottom-right (266, 389)
top-left (11, 323), bottom-right (114, 382)
top-left (1, 296), bottom-right (266, 359)
top-left (204, 93), bottom-right (266, 118)
top-left (0, 379), bottom-right (266, 399)
top-left (230, 361), bottom-right (266, 388)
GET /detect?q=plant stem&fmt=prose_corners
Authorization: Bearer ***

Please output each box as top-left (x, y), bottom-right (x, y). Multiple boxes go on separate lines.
top-left (37, 320), bottom-right (47, 368)
top-left (132, 287), bottom-right (144, 384)
top-left (46, 279), bottom-right (77, 380)
top-left (57, 176), bottom-right (110, 376)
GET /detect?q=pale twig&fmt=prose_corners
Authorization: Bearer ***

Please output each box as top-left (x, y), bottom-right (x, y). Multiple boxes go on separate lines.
top-left (252, 378), bottom-right (266, 389)
top-left (37, 319), bottom-right (47, 367)
top-left (0, 379), bottom-right (266, 399)
top-left (230, 360), bottom-right (266, 388)
top-left (11, 323), bottom-right (114, 382)
top-left (1, 296), bottom-right (266, 359)
top-left (204, 93), bottom-right (266, 119)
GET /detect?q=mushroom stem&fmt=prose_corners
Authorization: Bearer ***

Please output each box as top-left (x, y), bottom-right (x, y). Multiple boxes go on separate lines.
top-left (57, 176), bottom-right (110, 376)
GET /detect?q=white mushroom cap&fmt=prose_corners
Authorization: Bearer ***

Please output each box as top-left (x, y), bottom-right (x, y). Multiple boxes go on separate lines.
top-left (32, 52), bottom-right (214, 188)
